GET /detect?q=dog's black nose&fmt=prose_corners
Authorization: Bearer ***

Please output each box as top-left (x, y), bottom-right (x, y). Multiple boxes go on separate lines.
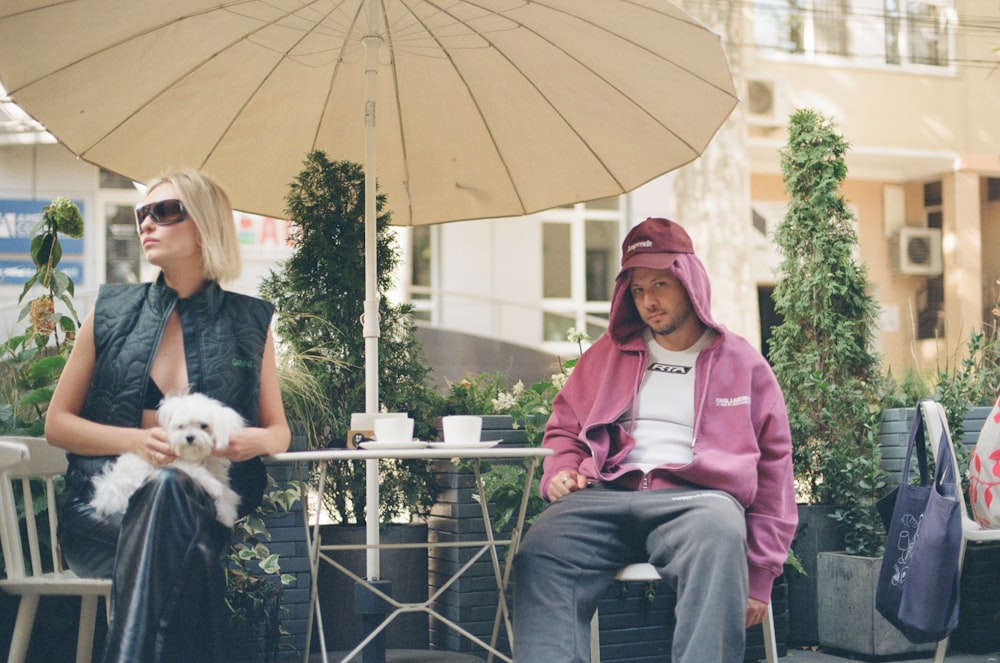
top-left (186, 435), bottom-right (195, 444)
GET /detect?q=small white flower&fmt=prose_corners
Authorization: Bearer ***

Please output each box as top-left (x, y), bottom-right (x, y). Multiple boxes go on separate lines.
top-left (492, 392), bottom-right (517, 412)
top-left (512, 380), bottom-right (525, 396)
top-left (551, 372), bottom-right (568, 391)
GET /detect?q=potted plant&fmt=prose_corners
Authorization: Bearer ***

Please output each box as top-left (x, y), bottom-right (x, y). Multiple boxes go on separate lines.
top-left (223, 477), bottom-right (302, 663)
top-left (767, 109), bottom-right (903, 654)
top-left (259, 151), bottom-right (444, 652)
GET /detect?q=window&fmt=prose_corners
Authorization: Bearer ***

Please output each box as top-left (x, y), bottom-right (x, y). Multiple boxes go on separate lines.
top-left (753, 0), bottom-right (953, 67)
top-left (409, 225), bottom-right (433, 321)
top-left (541, 198), bottom-right (624, 345)
top-left (542, 223), bottom-right (572, 298)
top-left (886, 0), bottom-right (951, 66)
top-left (917, 180), bottom-right (945, 340)
top-left (105, 203), bottom-right (140, 284)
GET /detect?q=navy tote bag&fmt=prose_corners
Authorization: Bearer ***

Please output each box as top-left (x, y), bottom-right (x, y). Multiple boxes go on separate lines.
top-left (875, 400), bottom-right (962, 643)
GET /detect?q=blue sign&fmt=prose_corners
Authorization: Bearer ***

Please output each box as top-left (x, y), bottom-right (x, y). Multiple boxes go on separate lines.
top-left (0, 259), bottom-right (84, 285)
top-left (0, 199), bottom-right (85, 254)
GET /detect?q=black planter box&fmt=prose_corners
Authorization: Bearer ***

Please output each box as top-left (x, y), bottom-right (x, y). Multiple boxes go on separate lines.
top-left (952, 540), bottom-right (1000, 654)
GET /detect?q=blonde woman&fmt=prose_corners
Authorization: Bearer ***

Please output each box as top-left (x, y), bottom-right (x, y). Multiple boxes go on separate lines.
top-left (46, 169), bottom-right (290, 662)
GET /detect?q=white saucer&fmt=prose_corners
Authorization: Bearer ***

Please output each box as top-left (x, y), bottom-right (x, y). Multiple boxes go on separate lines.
top-left (428, 440), bottom-right (502, 449)
top-left (358, 440), bottom-right (428, 450)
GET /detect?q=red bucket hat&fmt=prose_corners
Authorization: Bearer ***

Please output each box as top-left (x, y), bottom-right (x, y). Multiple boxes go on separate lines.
top-left (619, 217), bottom-right (695, 273)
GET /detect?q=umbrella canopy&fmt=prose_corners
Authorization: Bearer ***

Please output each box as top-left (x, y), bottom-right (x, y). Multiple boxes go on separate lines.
top-left (0, 0), bottom-right (738, 589)
top-left (0, 0), bottom-right (737, 226)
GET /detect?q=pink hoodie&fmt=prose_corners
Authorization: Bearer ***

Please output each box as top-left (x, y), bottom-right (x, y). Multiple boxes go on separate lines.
top-left (540, 250), bottom-right (798, 602)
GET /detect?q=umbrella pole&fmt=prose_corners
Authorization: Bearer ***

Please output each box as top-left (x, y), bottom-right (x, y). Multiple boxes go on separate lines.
top-left (362, 29), bottom-right (383, 584)
top-left (359, 19), bottom-right (391, 663)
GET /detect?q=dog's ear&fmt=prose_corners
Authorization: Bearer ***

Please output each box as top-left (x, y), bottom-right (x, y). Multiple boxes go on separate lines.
top-left (156, 396), bottom-right (179, 429)
top-left (214, 406), bottom-right (247, 448)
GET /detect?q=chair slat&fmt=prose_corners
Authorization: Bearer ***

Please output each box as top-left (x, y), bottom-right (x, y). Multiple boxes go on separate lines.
top-left (0, 436), bottom-right (111, 663)
top-left (20, 476), bottom-right (44, 578)
top-left (45, 475), bottom-right (61, 572)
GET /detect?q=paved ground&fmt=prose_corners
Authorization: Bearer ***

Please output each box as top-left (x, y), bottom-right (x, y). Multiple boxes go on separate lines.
top-left (783, 647), bottom-right (1000, 662)
top-left (310, 646), bottom-right (1000, 662)
top-left (313, 650), bottom-right (482, 662)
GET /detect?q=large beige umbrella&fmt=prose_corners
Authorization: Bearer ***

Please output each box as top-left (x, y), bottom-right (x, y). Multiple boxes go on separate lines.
top-left (0, 1), bottom-right (735, 225)
top-left (0, 0), bottom-right (737, 586)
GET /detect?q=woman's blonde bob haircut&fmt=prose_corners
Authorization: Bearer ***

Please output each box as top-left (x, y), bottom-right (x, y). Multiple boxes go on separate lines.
top-left (144, 169), bottom-right (242, 283)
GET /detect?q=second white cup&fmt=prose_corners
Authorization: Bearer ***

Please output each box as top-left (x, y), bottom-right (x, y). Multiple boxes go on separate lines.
top-left (442, 415), bottom-right (483, 445)
top-left (373, 416), bottom-right (415, 443)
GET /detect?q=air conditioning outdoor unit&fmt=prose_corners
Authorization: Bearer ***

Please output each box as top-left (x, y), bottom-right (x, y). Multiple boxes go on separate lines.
top-left (746, 79), bottom-right (780, 125)
top-left (892, 227), bottom-right (942, 276)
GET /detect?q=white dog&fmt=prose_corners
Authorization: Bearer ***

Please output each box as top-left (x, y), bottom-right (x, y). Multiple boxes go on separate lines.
top-left (90, 392), bottom-right (244, 527)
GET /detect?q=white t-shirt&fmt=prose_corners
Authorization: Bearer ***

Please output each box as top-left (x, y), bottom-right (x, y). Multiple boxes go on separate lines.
top-left (620, 327), bottom-right (717, 471)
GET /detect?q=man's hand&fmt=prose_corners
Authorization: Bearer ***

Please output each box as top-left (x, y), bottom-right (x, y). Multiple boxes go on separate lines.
top-left (745, 597), bottom-right (767, 628)
top-left (547, 471), bottom-right (588, 500)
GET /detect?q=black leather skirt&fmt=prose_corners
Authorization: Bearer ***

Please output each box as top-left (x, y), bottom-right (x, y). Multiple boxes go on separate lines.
top-left (59, 466), bottom-right (233, 663)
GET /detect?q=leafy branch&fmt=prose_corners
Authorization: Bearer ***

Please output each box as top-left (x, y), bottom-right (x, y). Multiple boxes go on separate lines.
top-left (0, 197), bottom-right (84, 435)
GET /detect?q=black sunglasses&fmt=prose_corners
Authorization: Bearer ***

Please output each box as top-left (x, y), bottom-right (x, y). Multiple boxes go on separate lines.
top-left (134, 199), bottom-right (189, 232)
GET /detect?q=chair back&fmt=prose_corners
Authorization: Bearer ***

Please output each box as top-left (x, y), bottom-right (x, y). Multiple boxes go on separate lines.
top-left (0, 436), bottom-right (69, 581)
top-left (919, 402), bottom-right (969, 517)
top-left (918, 400), bottom-right (1000, 547)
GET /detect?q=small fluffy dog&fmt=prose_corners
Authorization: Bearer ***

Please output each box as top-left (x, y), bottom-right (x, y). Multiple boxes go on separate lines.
top-left (90, 392), bottom-right (244, 527)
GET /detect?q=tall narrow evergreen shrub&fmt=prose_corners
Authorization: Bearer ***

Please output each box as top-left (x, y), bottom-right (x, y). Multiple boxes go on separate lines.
top-left (768, 109), bottom-right (888, 555)
top-left (259, 151), bottom-right (441, 524)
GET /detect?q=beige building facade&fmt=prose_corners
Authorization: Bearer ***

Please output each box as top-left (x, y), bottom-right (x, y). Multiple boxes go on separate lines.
top-left (743, 0), bottom-right (1000, 376)
top-left (2, 1), bottom-right (999, 385)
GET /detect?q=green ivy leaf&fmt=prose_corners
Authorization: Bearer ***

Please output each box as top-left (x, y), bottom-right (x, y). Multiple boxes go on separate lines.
top-left (19, 387), bottom-right (54, 406)
top-left (258, 553), bottom-right (281, 574)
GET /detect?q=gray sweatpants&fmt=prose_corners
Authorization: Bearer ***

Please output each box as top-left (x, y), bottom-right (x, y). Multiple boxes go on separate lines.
top-left (512, 484), bottom-right (749, 663)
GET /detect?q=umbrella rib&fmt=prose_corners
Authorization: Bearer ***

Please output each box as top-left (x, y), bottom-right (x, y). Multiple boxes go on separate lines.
top-left (392, 2), bottom-right (529, 216)
top-left (2, 2), bottom-right (248, 95)
top-left (410, 0), bottom-right (736, 197)
top-left (481, 0), bottom-right (737, 153)
top-left (13, 1), bottom-right (353, 163)
top-left (313, 1), bottom-right (368, 152)
top-left (200, 1), bottom-right (368, 167)
top-left (379, 1), bottom-right (424, 224)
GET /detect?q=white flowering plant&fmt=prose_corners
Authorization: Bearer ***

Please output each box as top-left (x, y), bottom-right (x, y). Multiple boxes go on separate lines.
top-left (479, 328), bottom-right (590, 530)
top-left (491, 328), bottom-right (585, 445)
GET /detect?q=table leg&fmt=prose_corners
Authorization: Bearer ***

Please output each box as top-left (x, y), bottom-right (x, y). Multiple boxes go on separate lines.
top-left (305, 460), bottom-right (331, 663)
top-left (484, 455), bottom-right (541, 663)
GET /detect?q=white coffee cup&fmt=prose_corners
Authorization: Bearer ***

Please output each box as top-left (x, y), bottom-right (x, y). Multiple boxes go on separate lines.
top-left (442, 415), bottom-right (483, 445)
top-left (373, 416), bottom-right (415, 443)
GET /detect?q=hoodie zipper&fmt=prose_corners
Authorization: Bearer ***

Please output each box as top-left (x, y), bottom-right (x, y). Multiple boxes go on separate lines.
top-left (634, 340), bottom-right (716, 491)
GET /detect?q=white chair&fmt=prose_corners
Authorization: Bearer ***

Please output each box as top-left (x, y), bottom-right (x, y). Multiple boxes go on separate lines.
top-left (589, 562), bottom-right (779, 662)
top-left (919, 400), bottom-right (1000, 663)
top-left (0, 436), bottom-right (111, 663)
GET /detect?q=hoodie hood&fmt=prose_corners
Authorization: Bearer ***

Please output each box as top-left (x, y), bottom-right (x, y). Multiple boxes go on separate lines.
top-left (609, 246), bottom-right (719, 346)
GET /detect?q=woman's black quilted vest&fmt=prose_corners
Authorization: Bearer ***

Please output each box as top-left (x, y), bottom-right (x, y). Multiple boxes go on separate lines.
top-left (66, 276), bottom-right (275, 514)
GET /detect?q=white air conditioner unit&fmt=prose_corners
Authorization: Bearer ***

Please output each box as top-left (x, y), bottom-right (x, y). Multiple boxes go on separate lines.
top-left (892, 227), bottom-right (942, 276)
top-left (746, 79), bottom-right (781, 125)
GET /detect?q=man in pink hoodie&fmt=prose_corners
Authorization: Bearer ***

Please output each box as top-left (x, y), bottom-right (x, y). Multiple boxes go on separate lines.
top-left (512, 217), bottom-right (797, 662)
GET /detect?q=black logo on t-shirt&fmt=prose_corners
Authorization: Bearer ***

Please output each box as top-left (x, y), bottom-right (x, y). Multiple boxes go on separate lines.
top-left (648, 363), bottom-right (691, 374)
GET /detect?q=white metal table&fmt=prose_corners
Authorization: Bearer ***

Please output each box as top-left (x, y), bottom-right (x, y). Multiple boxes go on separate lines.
top-left (268, 445), bottom-right (551, 663)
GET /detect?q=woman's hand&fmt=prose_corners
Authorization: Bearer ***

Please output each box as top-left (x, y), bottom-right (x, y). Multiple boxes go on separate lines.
top-left (216, 427), bottom-right (279, 463)
top-left (137, 427), bottom-right (175, 467)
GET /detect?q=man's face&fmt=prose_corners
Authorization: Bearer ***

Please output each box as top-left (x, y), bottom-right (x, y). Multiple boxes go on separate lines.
top-left (628, 267), bottom-right (700, 346)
